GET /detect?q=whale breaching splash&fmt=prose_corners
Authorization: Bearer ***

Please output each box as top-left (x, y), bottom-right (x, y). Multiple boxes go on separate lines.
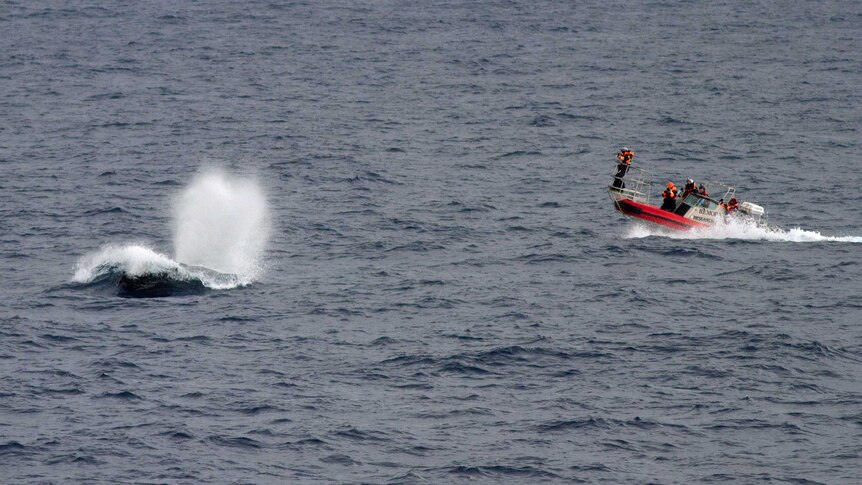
top-left (73, 168), bottom-right (270, 297)
top-left (624, 217), bottom-right (862, 243)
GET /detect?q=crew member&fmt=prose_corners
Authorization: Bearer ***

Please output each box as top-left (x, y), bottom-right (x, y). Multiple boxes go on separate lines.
top-left (697, 184), bottom-right (709, 197)
top-left (612, 147), bottom-right (635, 189)
top-left (725, 197), bottom-right (739, 214)
top-left (661, 182), bottom-right (677, 211)
top-left (617, 147), bottom-right (634, 164)
top-left (681, 179), bottom-right (697, 198)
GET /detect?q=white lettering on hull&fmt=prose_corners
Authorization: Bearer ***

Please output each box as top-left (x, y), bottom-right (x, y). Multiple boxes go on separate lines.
top-left (686, 207), bottom-right (719, 224)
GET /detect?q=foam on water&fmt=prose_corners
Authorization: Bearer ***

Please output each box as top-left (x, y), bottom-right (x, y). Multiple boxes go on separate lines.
top-left (625, 217), bottom-right (862, 243)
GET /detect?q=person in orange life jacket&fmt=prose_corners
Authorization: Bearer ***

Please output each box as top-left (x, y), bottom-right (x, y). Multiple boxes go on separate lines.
top-left (725, 197), bottom-right (739, 214)
top-left (681, 179), bottom-right (697, 198)
top-left (697, 183), bottom-right (709, 197)
top-left (612, 147), bottom-right (635, 189)
top-left (660, 182), bottom-right (678, 211)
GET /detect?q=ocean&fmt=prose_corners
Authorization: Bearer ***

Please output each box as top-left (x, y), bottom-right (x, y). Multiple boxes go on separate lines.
top-left (2, 1), bottom-right (862, 483)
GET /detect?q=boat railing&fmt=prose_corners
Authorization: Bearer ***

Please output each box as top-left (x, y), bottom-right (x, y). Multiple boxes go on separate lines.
top-left (705, 182), bottom-right (735, 204)
top-left (608, 164), bottom-right (651, 205)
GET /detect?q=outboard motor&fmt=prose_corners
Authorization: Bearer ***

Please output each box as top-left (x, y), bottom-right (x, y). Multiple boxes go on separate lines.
top-left (740, 201), bottom-right (765, 221)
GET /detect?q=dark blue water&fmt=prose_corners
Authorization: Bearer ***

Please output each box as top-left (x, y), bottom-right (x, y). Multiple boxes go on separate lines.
top-left (3, 1), bottom-right (862, 483)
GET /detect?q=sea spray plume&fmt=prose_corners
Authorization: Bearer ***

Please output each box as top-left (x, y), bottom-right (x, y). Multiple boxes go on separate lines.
top-left (71, 168), bottom-right (267, 296)
top-left (172, 168), bottom-right (270, 277)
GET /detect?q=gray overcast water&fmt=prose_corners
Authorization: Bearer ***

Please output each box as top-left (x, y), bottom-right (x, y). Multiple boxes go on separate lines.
top-left (2, 1), bottom-right (862, 483)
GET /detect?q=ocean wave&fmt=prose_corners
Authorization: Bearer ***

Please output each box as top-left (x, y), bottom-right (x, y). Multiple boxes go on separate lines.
top-left (72, 244), bottom-right (251, 296)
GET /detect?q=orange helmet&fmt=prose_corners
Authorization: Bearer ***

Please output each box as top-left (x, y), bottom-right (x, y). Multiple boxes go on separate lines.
top-left (666, 182), bottom-right (675, 188)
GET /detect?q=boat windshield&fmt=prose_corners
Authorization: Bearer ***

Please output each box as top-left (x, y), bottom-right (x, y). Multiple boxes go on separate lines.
top-left (683, 194), bottom-right (720, 210)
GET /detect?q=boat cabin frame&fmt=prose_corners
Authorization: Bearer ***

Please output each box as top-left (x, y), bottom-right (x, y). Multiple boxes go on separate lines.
top-left (607, 164), bottom-right (736, 213)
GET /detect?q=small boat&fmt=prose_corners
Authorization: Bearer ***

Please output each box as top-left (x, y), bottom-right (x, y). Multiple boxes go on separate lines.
top-left (608, 164), bottom-right (765, 231)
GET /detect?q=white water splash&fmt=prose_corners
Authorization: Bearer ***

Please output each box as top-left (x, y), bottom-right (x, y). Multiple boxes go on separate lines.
top-left (74, 168), bottom-right (269, 290)
top-left (74, 244), bottom-right (178, 282)
top-left (172, 168), bottom-right (270, 277)
top-left (72, 244), bottom-right (250, 290)
top-left (625, 217), bottom-right (862, 243)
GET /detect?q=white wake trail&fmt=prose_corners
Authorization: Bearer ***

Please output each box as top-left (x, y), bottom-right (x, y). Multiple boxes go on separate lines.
top-left (625, 217), bottom-right (862, 243)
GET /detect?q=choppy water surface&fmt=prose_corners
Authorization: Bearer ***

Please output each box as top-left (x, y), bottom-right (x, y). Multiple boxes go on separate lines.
top-left (3, 1), bottom-right (862, 483)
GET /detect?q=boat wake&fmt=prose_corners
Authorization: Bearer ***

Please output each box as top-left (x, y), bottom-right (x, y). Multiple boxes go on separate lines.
top-left (72, 168), bottom-right (269, 297)
top-left (625, 217), bottom-right (862, 243)
top-left (73, 244), bottom-right (248, 297)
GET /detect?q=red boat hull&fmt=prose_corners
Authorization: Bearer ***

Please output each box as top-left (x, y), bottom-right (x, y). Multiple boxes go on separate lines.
top-left (614, 198), bottom-right (707, 231)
